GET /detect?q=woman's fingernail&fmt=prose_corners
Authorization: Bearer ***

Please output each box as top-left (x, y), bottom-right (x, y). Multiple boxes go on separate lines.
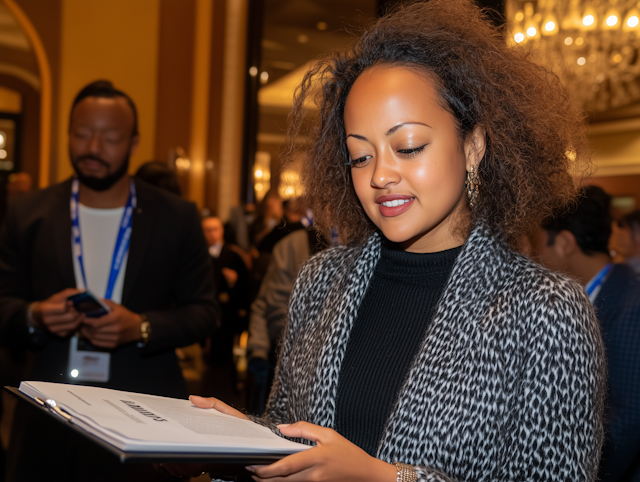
top-left (245, 466), bottom-right (255, 473)
top-left (277, 423), bottom-right (290, 428)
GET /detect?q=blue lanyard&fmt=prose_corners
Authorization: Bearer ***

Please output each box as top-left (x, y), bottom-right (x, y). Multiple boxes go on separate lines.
top-left (70, 178), bottom-right (136, 299)
top-left (586, 263), bottom-right (613, 298)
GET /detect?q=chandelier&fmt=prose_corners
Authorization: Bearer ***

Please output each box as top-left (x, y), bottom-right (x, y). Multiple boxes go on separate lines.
top-left (506, 0), bottom-right (640, 112)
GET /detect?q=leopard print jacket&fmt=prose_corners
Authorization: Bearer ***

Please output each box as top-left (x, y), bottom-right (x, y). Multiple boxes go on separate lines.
top-left (255, 224), bottom-right (605, 482)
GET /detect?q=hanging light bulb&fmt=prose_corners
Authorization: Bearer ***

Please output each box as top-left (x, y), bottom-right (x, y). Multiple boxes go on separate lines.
top-left (623, 9), bottom-right (640, 31)
top-left (542, 13), bottom-right (559, 36)
top-left (581, 7), bottom-right (597, 30)
top-left (603, 8), bottom-right (620, 29)
top-left (523, 2), bottom-right (539, 39)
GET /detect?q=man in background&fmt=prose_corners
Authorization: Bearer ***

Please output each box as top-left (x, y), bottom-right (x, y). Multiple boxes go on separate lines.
top-left (202, 216), bottom-right (250, 366)
top-left (611, 210), bottom-right (640, 275)
top-left (0, 80), bottom-right (217, 482)
top-left (533, 186), bottom-right (640, 482)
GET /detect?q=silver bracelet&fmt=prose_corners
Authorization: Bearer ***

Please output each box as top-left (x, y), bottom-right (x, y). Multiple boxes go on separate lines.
top-left (394, 461), bottom-right (417, 482)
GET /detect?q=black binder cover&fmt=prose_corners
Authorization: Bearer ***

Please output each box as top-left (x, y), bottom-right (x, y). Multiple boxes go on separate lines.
top-left (5, 386), bottom-right (286, 474)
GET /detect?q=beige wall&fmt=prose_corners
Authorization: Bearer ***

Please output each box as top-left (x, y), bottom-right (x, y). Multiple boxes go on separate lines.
top-left (590, 127), bottom-right (640, 177)
top-left (55, 0), bottom-right (160, 182)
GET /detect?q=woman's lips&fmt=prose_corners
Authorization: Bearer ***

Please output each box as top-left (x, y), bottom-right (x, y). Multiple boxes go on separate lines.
top-left (378, 197), bottom-right (415, 217)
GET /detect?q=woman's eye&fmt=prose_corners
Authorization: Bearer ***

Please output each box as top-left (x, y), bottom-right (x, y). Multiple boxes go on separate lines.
top-left (346, 155), bottom-right (373, 166)
top-left (397, 144), bottom-right (428, 158)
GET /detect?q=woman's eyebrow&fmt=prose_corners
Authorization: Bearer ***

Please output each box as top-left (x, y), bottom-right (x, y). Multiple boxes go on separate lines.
top-left (347, 122), bottom-right (431, 141)
top-left (386, 122), bottom-right (431, 135)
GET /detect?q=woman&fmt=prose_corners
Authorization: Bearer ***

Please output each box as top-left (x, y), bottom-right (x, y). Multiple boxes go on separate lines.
top-left (190, 0), bottom-right (605, 480)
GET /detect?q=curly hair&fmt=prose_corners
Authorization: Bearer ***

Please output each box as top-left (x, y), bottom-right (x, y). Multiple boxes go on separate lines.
top-left (285, 0), bottom-right (590, 249)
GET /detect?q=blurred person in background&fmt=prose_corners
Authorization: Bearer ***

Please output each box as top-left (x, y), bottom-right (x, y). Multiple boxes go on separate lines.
top-left (202, 216), bottom-right (250, 367)
top-left (0, 80), bottom-right (217, 482)
top-left (256, 197), bottom-right (309, 254)
top-left (6, 172), bottom-right (32, 202)
top-left (0, 172), bottom-right (33, 225)
top-left (249, 189), bottom-right (283, 246)
top-left (246, 220), bottom-right (329, 415)
top-left (0, 171), bottom-right (33, 481)
top-left (224, 203), bottom-right (256, 253)
top-left (611, 210), bottom-right (640, 274)
top-left (134, 160), bottom-right (182, 197)
top-left (251, 197), bottom-right (308, 300)
top-left (533, 186), bottom-right (640, 482)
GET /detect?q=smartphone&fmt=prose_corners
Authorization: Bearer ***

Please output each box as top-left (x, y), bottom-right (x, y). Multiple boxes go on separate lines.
top-left (67, 291), bottom-right (110, 318)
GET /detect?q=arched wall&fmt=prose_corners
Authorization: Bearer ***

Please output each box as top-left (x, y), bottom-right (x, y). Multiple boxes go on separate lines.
top-left (4, 0), bottom-right (52, 188)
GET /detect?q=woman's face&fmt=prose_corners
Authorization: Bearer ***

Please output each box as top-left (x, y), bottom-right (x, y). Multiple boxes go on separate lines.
top-left (344, 66), bottom-right (484, 253)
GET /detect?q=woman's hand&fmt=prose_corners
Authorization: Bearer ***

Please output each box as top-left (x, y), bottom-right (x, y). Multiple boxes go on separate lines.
top-left (189, 395), bottom-right (250, 420)
top-left (246, 421), bottom-right (397, 482)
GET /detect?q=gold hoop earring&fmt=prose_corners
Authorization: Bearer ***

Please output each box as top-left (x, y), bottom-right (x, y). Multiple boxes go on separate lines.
top-left (465, 165), bottom-right (480, 208)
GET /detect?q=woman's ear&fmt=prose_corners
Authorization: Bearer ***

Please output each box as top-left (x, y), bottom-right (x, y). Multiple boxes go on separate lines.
top-left (464, 126), bottom-right (487, 171)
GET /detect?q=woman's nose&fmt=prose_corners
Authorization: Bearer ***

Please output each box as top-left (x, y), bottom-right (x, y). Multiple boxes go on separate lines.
top-left (370, 151), bottom-right (399, 188)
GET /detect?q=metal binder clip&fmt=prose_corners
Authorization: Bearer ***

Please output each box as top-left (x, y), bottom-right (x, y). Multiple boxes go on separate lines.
top-left (43, 398), bottom-right (73, 421)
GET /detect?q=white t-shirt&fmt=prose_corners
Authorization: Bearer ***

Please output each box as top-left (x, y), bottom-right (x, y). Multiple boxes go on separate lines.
top-left (72, 204), bottom-right (129, 304)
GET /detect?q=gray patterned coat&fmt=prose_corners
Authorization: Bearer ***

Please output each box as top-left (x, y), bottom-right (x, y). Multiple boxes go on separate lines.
top-left (256, 225), bottom-right (605, 481)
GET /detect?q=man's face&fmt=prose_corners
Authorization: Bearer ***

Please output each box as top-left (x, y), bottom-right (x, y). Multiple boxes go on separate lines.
top-left (69, 96), bottom-right (138, 191)
top-left (202, 217), bottom-right (224, 247)
top-left (611, 221), bottom-right (634, 258)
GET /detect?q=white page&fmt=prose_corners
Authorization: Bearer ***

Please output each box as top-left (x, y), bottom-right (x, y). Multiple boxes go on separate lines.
top-left (19, 381), bottom-right (309, 454)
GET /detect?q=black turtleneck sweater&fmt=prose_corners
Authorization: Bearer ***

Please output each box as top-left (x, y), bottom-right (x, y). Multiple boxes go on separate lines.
top-left (335, 244), bottom-right (463, 456)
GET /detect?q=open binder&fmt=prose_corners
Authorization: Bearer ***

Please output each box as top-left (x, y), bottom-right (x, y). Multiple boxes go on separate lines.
top-left (5, 382), bottom-right (307, 465)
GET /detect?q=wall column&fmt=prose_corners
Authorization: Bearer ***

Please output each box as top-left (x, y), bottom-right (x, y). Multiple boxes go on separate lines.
top-left (217, 0), bottom-right (248, 222)
top-left (187, 0), bottom-right (213, 209)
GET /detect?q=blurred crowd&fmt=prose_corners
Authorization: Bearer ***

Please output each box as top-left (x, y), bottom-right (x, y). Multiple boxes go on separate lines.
top-left (0, 80), bottom-right (638, 482)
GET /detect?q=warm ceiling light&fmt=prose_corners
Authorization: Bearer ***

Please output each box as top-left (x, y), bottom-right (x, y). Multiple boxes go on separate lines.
top-left (577, 57), bottom-right (586, 65)
top-left (249, 66), bottom-right (258, 77)
top-left (297, 34), bottom-right (308, 43)
top-left (606, 15), bottom-right (618, 27)
top-left (564, 37), bottom-right (573, 45)
top-left (515, 11), bottom-right (524, 21)
top-left (260, 71), bottom-right (269, 83)
top-left (544, 21), bottom-right (556, 31)
top-left (575, 37), bottom-right (584, 46)
top-left (526, 26), bottom-right (537, 36)
top-left (583, 15), bottom-right (595, 26)
top-left (514, 32), bottom-right (525, 43)
top-left (316, 21), bottom-right (327, 30)
top-left (255, 169), bottom-right (263, 178)
top-left (628, 16), bottom-right (640, 28)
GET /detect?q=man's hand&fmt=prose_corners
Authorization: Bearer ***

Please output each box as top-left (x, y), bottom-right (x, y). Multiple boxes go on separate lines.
top-left (32, 288), bottom-right (85, 337)
top-left (221, 267), bottom-right (238, 288)
top-left (80, 300), bottom-right (142, 349)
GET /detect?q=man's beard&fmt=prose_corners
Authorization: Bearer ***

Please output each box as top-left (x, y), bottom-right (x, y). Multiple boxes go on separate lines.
top-left (71, 152), bottom-right (130, 192)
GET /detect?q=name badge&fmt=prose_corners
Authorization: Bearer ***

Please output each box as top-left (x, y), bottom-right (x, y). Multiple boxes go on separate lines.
top-left (68, 336), bottom-right (111, 382)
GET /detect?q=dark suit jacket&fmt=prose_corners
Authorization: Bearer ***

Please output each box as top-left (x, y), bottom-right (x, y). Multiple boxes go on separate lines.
top-left (0, 178), bottom-right (218, 398)
top-left (209, 243), bottom-right (250, 365)
top-left (595, 264), bottom-right (640, 482)
top-left (212, 243), bottom-right (250, 319)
